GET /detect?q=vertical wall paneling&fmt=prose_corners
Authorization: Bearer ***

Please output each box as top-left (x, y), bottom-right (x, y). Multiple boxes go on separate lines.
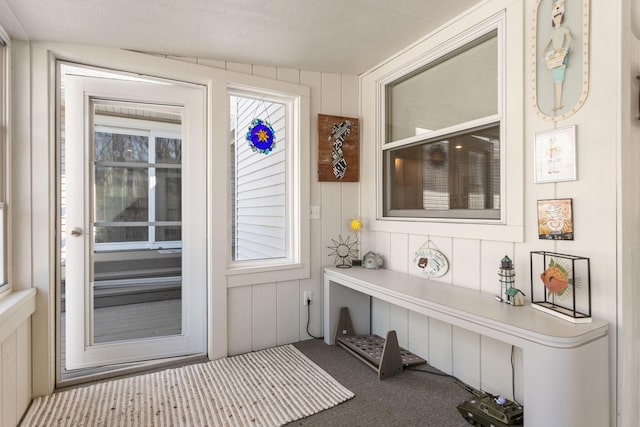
top-left (226, 62), bottom-right (253, 74)
top-left (371, 298), bottom-right (390, 337)
top-left (1, 332), bottom-right (17, 426)
top-left (16, 321), bottom-right (30, 419)
top-left (338, 74), bottom-right (360, 240)
top-left (10, 40), bottom-right (32, 290)
top-left (451, 326), bottom-right (481, 389)
top-left (0, 342), bottom-right (3, 427)
top-left (389, 305), bottom-right (409, 349)
top-left (451, 238), bottom-right (481, 290)
top-left (276, 281), bottom-right (300, 345)
top-left (0, 309), bottom-right (33, 425)
top-left (299, 70), bottom-right (323, 341)
top-left (29, 44), bottom-right (55, 397)
top-left (388, 233), bottom-right (409, 273)
top-left (227, 286), bottom-right (253, 356)
top-left (320, 72), bottom-right (344, 266)
top-left (407, 311), bottom-right (429, 360)
top-left (479, 336), bottom-right (515, 399)
top-left (195, 58), bottom-right (226, 69)
top-left (276, 68), bottom-right (300, 84)
top-left (251, 283), bottom-right (277, 351)
top-left (252, 65), bottom-right (277, 80)
top-left (428, 317), bottom-right (453, 374)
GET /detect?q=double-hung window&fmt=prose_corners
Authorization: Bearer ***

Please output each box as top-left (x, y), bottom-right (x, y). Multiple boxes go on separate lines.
top-left (382, 24), bottom-right (503, 222)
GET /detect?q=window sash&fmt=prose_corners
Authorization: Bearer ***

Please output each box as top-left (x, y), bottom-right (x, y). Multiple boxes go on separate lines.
top-left (379, 18), bottom-right (504, 223)
top-left (92, 125), bottom-right (182, 251)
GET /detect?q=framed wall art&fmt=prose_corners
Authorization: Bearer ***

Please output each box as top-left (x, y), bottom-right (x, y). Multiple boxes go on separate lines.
top-left (537, 198), bottom-right (574, 240)
top-left (534, 125), bottom-right (576, 183)
top-left (318, 114), bottom-right (360, 182)
top-left (531, 0), bottom-right (590, 121)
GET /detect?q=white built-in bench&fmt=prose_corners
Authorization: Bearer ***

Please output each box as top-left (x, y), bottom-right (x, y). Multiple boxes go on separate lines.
top-left (323, 266), bottom-right (609, 427)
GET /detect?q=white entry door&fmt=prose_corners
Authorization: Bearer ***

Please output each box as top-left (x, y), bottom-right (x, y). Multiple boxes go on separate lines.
top-left (64, 74), bottom-right (207, 370)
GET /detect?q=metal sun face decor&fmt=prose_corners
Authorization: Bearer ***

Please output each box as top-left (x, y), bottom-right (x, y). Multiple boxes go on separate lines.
top-left (328, 235), bottom-right (358, 268)
top-left (246, 118), bottom-right (276, 155)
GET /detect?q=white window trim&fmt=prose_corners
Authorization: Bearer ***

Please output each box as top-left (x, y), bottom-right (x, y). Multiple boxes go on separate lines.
top-left (379, 15), bottom-right (504, 223)
top-left (0, 29), bottom-right (9, 297)
top-left (225, 84), bottom-right (309, 284)
top-left (360, 4), bottom-right (524, 242)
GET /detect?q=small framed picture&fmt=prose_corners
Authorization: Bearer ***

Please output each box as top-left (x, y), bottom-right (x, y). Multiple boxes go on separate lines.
top-left (534, 125), bottom-right (577, 183)
top-left (537, 198), bottom-right (574, 240)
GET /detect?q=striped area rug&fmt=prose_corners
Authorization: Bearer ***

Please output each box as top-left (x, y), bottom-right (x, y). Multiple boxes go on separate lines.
top-left (22, 345), bottom-right (354, 426)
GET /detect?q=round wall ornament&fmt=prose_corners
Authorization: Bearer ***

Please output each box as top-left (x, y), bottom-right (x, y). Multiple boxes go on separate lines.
top-left (412, 242), bottom-right (449, 278)
top-left (246, 118), bottom-right (276, 154)
top-left (428, 145), bottom-right (446, 167)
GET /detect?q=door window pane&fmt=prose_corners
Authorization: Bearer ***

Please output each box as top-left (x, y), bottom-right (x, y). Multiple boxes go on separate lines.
top-left (155, 168), bottom-right (181, 222)
top-left (156, 137), bottom-right (181, 164)
top-left (94, 166), bottom-right (149, 222)
top-left (94, 132), bottom-right (149, 162)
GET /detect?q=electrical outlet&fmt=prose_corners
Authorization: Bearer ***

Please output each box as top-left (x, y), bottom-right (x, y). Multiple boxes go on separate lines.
top-left (303, 291), bottom-right (312, 306)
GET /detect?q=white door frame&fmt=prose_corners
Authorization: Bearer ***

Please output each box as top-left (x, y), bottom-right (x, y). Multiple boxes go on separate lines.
top-left (64, 74), bottom-right (207, 369)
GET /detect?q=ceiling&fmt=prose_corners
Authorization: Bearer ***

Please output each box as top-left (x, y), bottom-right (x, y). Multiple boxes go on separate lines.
top-left (0, 0), bottom-right (483, 75)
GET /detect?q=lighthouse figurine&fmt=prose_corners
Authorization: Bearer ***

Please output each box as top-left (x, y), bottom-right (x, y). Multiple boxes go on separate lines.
top-left (498, 255), bottom-right (515, 303)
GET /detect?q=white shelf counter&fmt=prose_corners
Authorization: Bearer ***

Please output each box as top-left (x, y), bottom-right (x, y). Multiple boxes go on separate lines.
top-left (323, 266), bottom-right (609, 426)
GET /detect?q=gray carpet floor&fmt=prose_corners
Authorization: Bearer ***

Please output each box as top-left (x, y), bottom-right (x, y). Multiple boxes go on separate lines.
top-left (292, 339), bottom-right (473, 427)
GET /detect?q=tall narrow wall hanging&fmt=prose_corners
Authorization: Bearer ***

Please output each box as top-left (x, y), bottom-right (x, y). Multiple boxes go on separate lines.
top-left (531, 0), bottom-right (590, 121)
top-left (318, 114), bottom-right (360, 182)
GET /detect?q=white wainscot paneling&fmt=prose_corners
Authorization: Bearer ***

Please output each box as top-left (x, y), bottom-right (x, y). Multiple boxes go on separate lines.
top-left (371, 298), bottom-right (390, 337)
top-left (407, 311), bottom-right (429, 360)
top-left (389, 305), bottom-right (409, 349)
top-left (452, 326), bottom-right (481, 389)
top-left (227, 286), bottom-right (252, 356)
top-left (1, 321), bottom-right (31, 427)
top-left (276, 281), bottom-right (300, 345)
top-left (252, 283), bottom-right (277, 351)
top-left (428, 317), bottom-right (453, 374)
top-left (479, 336), bottom-right (517, 400)
top-left (387, 233), bottom-right (409, 273)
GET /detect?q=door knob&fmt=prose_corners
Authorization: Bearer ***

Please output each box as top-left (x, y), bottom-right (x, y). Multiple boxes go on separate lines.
top-left (70, 227), bottom-right (83, 237)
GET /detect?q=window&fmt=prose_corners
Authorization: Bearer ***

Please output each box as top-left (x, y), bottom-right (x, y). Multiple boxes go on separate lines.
top-left (0, 35), bottom-right (7, 295)
top-left (92, 104), bottom-right (183, 251)
top-left (229, 91), bottom-right (290, 263)
top-left (382, 28), bottom-right (502, 221)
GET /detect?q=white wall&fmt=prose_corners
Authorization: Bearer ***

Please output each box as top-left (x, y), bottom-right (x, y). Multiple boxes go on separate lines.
top-left (359, 0), bottom-right (630, 425)
top-left (619, 0), bottom-right (640, 425)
